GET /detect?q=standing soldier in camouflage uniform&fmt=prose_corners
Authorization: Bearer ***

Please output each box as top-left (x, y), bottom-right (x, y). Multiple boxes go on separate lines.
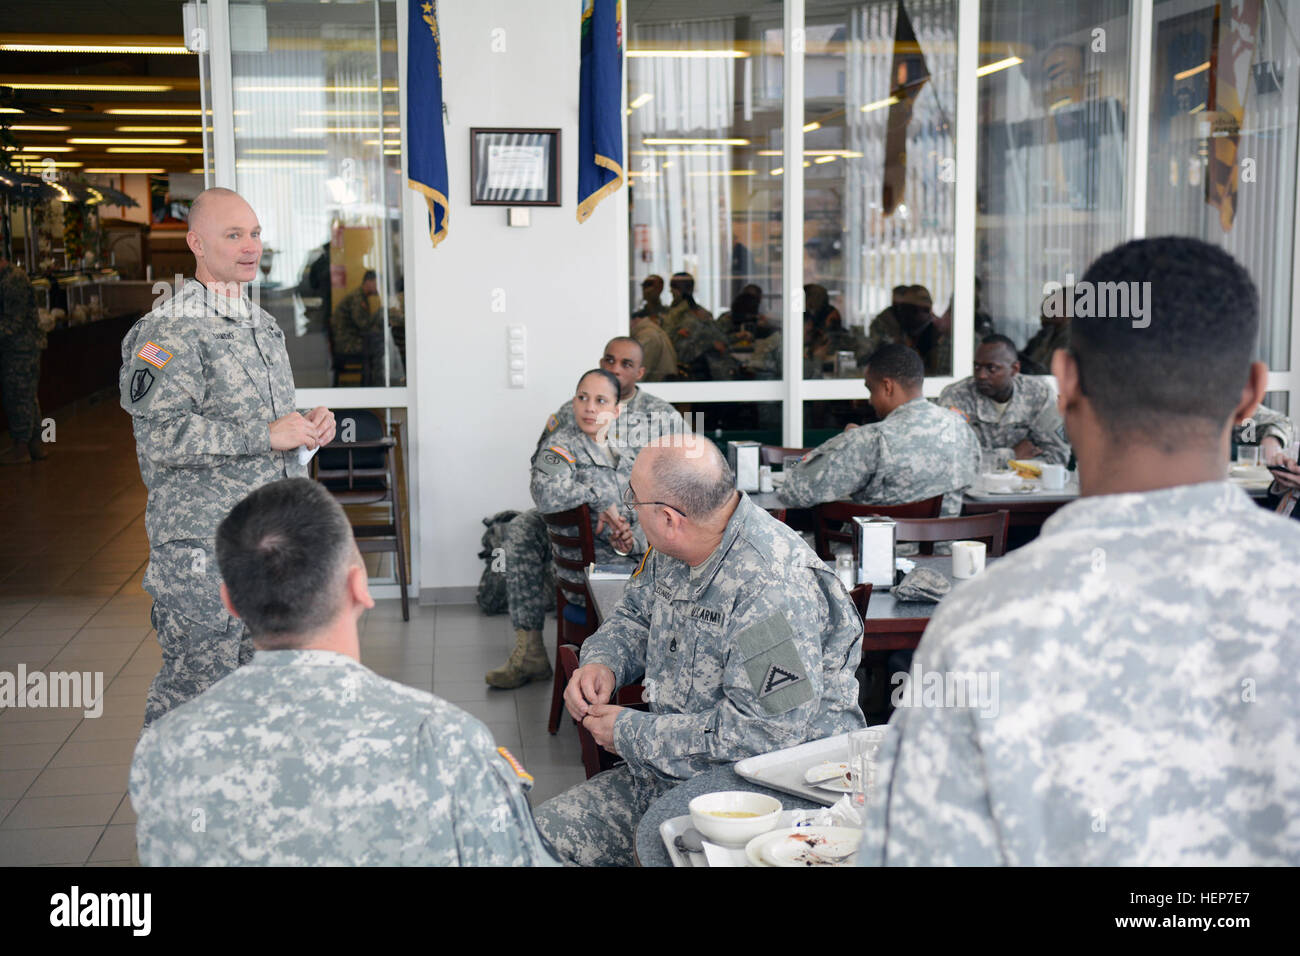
top-left (488, 370), bottom-right (646, 689)
top-left (0, 256), bottom-right (45, 465)
top-left (132, 478), bottom-right (557, 866)
top-left (537, 337), bottom-right (683, 451)
top-left (329, 269), bottom-right (384, 384)
top-left (535, 435), bottom-right (865, 866)
top-left (939, 334), bottom-right (1070, 466)
top-left (779, 344), bottom-right (981, 515)
top-left (864, 237), bottom-right (1300, 866)
top-left (120, 187), bottom-right (336, 726)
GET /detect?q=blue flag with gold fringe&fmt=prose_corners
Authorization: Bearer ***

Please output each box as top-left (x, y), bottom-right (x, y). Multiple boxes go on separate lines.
top-left (407, 0), bottom-right (449, 246)
top-left (577, 0), bottom-right (624, 222)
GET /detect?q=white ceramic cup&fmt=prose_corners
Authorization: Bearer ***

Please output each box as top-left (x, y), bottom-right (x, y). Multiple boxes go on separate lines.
top-left (1040, 463), bottom-right (1066, 490)
top-left (951, 540), bottom-right (987, 579)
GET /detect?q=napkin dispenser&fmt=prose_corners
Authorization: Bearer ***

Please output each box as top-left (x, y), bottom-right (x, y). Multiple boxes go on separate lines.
top-left (853, 516), bottom-right (896, 587)
top-left (727, 440), bottom-right (762, 492)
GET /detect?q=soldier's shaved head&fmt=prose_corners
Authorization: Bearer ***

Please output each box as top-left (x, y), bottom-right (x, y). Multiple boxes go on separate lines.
top-left (187, 187), bottom-right (246, 234)
top-left (639, 435), bottom-right (734, 519)
top-left (185, 187), bottom-right (262, 289)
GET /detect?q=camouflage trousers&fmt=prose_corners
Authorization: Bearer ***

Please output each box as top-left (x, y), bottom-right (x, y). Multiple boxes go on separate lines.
top-left (0, 335), bottom-right (40, 444)
top-left (144, 602), bottom-right (252, 727)
top-left (505, 509), bottom-right (584, 632)
top-left (532, 765), bottom-right (676, 866)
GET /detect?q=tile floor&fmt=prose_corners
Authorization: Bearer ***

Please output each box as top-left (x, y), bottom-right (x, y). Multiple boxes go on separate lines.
top-left (0, 395), bottom-right (586, 866)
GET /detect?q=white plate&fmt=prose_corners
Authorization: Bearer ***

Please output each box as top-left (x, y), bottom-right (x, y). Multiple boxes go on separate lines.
top-left (981, 484), bottom-right (1035, 495)
top-left (744, 829), bottom-right (784, 867)
top-left (754, 826), bottom-right (864, 867)
top-left (803, 761), bottom-right (853, 793)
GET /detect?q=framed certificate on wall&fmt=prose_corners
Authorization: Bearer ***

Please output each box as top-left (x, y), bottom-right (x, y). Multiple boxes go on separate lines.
top-left (470, 128), bottom-right (561, 206)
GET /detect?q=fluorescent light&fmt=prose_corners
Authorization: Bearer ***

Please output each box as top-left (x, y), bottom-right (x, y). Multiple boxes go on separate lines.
top-left (976, 56), bottom-right (1023, 77)
top-left (244, 148), bottom-right (328, 155)
top-left (0, 42), bottom-right (191, 54)
top-left (292, 127), bottom-right (400, 134)
top-left (107, 147), bottom-right (204, 153)
top-left (116, 126), bottom-right (211, 133)
top-left (861, 95), bottom-right (900, 113)
top-left (84, 167), bottom-right (165, 173)
top-left (10, 158), bottom-right (82, 167)
top-left (6, 82), bottom-right (174, 92)
top-left (631, 149), bottom-right (725, 157)
top-left (106, 108), bottom-right (207, 115)
top-left (687, 169), bottom-right (757, 176)
top-left (1175, 61), bottom-right (1210, 81)
top-left (643, 137), bottom-right (749, 146)
top-left (3, 144), bottom-right (73, 152)
top-left (383, 149), bottom-right (401, 155)
top-left (814, 155), bottom-right (836, 164)
top-left (803, 121), bottom-right (821, 132)
top-left (627, 50), bottom-right (749, 59)
top-left (629, 93), bottom-right (654, 109)
top-left (235, 84), bottom-right (399, 93)
top-left (771, 167), bottom-right (784, 176)
top-left (7, 124), bottom-right (70, 131)
top-left (70, 137), bottom-right (187, 146)
top-left (1189, 103), bottom-right (1206, 113)
top-left (757, 149), bottom-right (862, 157)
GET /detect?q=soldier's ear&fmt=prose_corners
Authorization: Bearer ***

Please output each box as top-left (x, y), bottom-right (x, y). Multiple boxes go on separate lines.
top-left (219, 582), bottom-right (241, 621)
top-left (185, 230), bottom-right (204, 258)
top-left (1051, 349), bottom-right (1079, 411)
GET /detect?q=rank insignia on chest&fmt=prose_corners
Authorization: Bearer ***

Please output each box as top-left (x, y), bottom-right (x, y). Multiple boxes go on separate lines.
top-left (137, 341), bottom-right (173, 369)
top-left (129, 367), bottom-right (155, 403)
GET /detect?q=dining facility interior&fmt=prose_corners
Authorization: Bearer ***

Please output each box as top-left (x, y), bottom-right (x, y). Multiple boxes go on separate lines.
top-left (0, 0), bottom-right (1297, 870)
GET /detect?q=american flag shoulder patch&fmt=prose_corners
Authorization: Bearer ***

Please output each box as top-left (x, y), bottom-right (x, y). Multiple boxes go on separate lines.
top-left (137, 341), bottom-right (174, 369)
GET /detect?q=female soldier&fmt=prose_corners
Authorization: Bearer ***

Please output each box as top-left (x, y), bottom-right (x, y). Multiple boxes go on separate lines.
top-left (486, 369), bottom-right (647, 689)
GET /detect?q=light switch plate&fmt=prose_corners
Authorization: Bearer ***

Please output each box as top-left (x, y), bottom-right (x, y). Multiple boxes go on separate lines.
top-left (507, 324), bottom-right (526, 387)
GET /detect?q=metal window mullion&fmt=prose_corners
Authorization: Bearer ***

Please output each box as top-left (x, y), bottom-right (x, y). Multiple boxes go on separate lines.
top-left (783, 0), bottom-right (805, 446)
top-left (1125, 0), bottom-right (1154, 239)
top-left (207, 0), bottom-right (237, 188)
top-left (952, 0), bottom-right (978, 385)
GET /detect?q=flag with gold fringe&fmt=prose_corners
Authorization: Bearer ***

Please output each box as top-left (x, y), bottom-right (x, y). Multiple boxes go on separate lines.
top-left (1206, 0), bottom-right (1260, 233)
top-left (407, 0), bottom-right (449, 246)
top-left (577, 0), bottom-right (624, 222)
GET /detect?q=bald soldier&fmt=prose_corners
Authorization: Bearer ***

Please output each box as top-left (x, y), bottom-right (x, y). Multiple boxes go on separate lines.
top-left (120, 187), bottom-right (336, 726)
top-left (533, 435), bottom-right (866, 866)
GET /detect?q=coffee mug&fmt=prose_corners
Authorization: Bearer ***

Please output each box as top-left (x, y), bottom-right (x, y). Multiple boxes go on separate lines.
top-left (1040, 463), bottom-right (1066, 490)
top-left (951, 540), bottom-right (986, 579)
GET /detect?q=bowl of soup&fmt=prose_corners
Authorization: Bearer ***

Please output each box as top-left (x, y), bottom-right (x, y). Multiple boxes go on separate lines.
top-left (688, 791), bottom-right (782, 846)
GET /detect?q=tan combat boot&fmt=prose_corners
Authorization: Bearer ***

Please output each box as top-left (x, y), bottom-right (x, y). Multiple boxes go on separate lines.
top-left (485, 629), bottom-right (553, 689)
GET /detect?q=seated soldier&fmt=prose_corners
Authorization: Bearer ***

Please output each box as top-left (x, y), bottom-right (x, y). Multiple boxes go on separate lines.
top-left (630, 314), bottom-right (679, 382)
top-left (330, 269), bottom-right (384, 383)
top-left (865, 236), bottom-right (1300, 866)
top-left (538, 337), bottom-right (683, 452)
top-left (939, 334), bottom-right (1070, 466)
top-left (778, 344), bottom-right (981, 515)
top-left (131, 477), bottom-right (557, 866)
top-left (534, 435), bottom-right (866, 866)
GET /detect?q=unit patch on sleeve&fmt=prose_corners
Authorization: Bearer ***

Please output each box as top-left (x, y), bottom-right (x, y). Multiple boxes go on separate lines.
top-left (129, 367), bottom-right (156, 403)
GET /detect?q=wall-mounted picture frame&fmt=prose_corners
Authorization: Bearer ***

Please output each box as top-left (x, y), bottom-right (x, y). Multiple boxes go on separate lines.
top-left (470, 128), bottom-right (561, 206)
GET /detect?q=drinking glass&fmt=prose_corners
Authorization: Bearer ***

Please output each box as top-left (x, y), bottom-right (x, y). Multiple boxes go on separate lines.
top-left (1236, 445), bottom-right (1260, 467)
top-left (847, 729), bottom-right (882, 821)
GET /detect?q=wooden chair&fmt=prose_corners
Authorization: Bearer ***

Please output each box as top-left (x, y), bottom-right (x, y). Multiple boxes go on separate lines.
top-left (558, 644), bottom-right (649, 779)
top-left (760, 445), bottom-right (809, 467)
top-left (812, 496), bottom-right (945, 561)
top-left (893, 510), bottom-right (1011, 556)
top-left (312, 410), bottom-right (409, 621)
top-left (540, 505), bottom-right (599, 735)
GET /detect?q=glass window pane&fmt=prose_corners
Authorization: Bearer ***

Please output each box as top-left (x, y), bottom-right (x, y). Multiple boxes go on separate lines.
top-left (1147, 0), bottom-right (1296, 372)
top-left (229, 0), bottom-right (404, 388)
top-left (803, 398), bottom-right (880, 446)
top-left (805, 0), bottom-right (958, 380)
top-left (978, 0), bottom-right (1130, 364)
top-left (627, 3), bottom-right (784, 383)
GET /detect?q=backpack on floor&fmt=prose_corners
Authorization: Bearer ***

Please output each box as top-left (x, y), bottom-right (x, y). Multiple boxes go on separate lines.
top-left (475, 511), bottom-right (558, 616)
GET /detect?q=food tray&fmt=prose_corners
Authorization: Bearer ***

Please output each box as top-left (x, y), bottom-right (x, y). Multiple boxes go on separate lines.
top-left (660, 810), bottom-right (811, 868)
top-left (733, 732), bottom-right (864, 807)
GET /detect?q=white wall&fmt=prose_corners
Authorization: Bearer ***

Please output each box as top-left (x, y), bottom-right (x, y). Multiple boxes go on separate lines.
top-left (406, 0), bottom-right (629, 599)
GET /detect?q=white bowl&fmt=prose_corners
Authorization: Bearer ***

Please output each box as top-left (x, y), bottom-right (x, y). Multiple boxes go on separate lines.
top-left (688, 791), bottom-right (782, 847)
top-left (979, 472), bottom-right (1019, 493)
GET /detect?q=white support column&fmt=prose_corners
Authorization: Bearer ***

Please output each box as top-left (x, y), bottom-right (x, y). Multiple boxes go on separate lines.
top-left (1124, 0), bottom-right (1154, 239)
top-left (782, 0), bottom-right (805, 446)
top-left (951, 0), bottom-right (979, 384)
top-left (207, 0), bottom-right (237, 188)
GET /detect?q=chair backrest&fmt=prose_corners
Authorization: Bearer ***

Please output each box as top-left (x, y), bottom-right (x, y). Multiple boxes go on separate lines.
top-left (317, 409), bottom-right (387, 473)
top-left (812, 496), bottom-right (945, 560)
top-left (541, 505), bottom-right (598, 604)
top-left (893, 510), bottom-right (1011, 557)
top-left (848, 582), bottom-right (872, 620)
top-left (559, 643), bottom-right (645, 779)
top-left (760, 445), bottom-right (809, 467)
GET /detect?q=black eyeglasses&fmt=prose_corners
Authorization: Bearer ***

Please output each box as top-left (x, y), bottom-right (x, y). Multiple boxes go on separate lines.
top-left (622, 483), bottom-right (687, 517)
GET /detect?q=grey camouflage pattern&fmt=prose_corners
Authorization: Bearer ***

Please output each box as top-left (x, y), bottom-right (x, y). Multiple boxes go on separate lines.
top-left (131, 649), bottom-right (559, 866)
top-left (1246, 403), bottom-right (1294, 449)
top-left (777, 396), bottom-right (981, 516)
top-left (145, 598), bottom-right (251, 727)
top-left (862, 480), bottom-right (1300, 866)
top-left (938, 375), bottom-right (1070, 466)
top-left (533, 765), bottom-right (676, 866)
top-left (534, 495), bottom-right (865, 865)
top-left (120, 278), bottom-right (305, 724)
top-left (0, 263), bottom-right (41, 443)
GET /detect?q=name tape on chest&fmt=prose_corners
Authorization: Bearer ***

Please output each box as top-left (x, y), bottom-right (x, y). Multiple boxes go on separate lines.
top-left (654, 583), bottom-right (672, 600)
top-left (137, 341), bottom-right (173, 369)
